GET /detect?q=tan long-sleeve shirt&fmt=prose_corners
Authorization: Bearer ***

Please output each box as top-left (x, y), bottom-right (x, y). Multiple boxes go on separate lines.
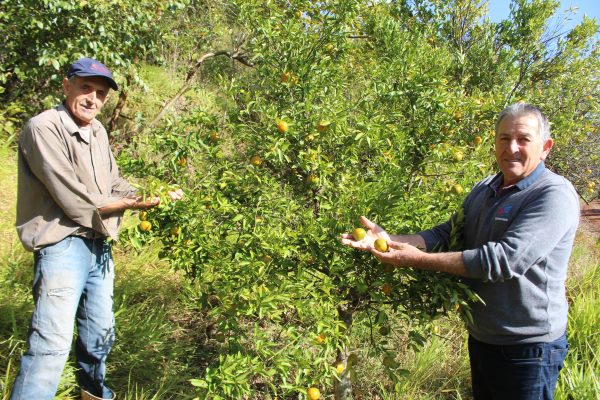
top-left (16, 104), bottom-right (136, 251)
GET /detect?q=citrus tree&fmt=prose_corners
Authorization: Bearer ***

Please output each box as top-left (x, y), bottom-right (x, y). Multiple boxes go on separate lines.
top-left (116, 0), bottom-right (596, 398)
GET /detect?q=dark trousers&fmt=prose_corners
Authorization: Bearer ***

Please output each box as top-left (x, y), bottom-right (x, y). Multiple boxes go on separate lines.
top-left (468, 333), bottom-right (568, 400)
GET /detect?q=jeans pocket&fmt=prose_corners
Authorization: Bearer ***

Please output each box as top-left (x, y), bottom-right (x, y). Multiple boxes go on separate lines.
top-left (38, 236), bottom-right (74, 258)
top-left (501, 343), bottom-right (543, 362)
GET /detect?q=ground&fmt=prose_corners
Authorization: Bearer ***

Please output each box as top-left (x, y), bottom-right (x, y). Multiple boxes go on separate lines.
top-left (580, 199), bottom-right (600, 238)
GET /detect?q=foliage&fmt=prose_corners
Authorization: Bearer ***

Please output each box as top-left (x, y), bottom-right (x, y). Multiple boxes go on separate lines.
top-left (0, 0), bottom-right (190, 123)
top-left (1, 0), bottom-right (599, 398)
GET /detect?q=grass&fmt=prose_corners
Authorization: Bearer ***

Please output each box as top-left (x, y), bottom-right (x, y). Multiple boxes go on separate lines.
top-left (0, 137), bottom-right (598, 399)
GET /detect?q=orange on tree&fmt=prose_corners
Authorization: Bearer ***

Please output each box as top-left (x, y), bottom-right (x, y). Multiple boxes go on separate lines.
top-left (280, 71), bottom-right (291, 83)
top-left (451, 184), bottom-right (464, 195)
top-left (335, 362), bottom-right (345, 374)
top-left (374, 238), bottom-right (388, 252)
top-left (352, 227), bottom-right (366, 241)
top-left (307, 173), bottom-right (319, 185)
top-left (307, 387), bottom-right (321, 400)
top-left (473, 136), bottom-right (482, 146)
top-left (277, 119), bottom-right (289, 133)
top-left (139, 220), bottom-right (152, 232)
top-left (139, 211), bottom-right (148, 221)
top-left (176, 157), bottom-right (187, 166)
top-left (453, 150), bottom-right (464, 161)
top-left (210, 131), bottom-right (220, 142)
top-left (316, 120), bottom-right (330, 133)
top-left (316, 333), bottom-right (326, 344)
top-left (381, 283), bottom-right (393, 296)
top-left (250, 155), bottom-right (262, 166)
top-left (170, 225), bottom-right (181, 236)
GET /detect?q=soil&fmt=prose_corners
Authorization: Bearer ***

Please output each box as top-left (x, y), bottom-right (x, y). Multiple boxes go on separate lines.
top-left (580, 199), bottom-right (600, 238)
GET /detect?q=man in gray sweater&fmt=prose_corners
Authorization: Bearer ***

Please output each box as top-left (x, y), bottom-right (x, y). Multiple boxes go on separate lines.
top-left (342, 103), bottom-right (579, 400)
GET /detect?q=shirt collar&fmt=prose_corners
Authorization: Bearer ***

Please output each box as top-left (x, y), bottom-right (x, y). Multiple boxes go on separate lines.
top-left (56, 103), bottom-right (100, 143)
top-left (489, 162), bottom-right (546, 195)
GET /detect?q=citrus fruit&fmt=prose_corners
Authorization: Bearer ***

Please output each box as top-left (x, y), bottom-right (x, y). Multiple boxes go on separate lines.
top-left (139, 221), bottom-right (152, 232)
top-left (374, 238), bottom-right (388, 252)
top-left (307, 387), bottom-right (321, 400)
top-left (352, 228), bottom-right (366, 241)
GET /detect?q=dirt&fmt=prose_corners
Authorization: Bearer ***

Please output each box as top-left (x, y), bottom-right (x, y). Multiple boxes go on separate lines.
top-left (580, 199), bottom-right (600, 238)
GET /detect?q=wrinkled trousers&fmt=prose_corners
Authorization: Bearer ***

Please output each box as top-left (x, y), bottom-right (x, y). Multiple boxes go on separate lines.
top-left (11, 236), bottom-right (115, 400)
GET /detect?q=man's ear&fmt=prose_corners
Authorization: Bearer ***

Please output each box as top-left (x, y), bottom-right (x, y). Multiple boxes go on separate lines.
top-left (541, 138), bottom-right (554, 160)
top-left (62, 77), bottom-right (70, 96)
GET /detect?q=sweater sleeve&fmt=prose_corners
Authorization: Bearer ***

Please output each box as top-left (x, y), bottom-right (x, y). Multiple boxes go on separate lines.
top-left (462, 183), bottom-right (579, 282)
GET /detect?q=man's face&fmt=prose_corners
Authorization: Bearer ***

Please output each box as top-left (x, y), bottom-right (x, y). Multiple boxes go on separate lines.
top-left (495, 113), bottom-right (554, 186)
top-left (62, 76), bottom-right (110, 127)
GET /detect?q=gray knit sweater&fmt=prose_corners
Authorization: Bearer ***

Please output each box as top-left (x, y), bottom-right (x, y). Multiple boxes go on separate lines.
top-left (419, 163), bottom-right (580, 345)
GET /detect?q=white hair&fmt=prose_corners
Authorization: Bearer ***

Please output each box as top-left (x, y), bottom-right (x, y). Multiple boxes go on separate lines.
top-left (495, 103), bottom-right (551, 141)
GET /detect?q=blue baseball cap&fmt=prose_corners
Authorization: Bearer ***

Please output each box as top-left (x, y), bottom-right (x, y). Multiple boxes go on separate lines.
top-left (67, 57), bottom-right (119, 90)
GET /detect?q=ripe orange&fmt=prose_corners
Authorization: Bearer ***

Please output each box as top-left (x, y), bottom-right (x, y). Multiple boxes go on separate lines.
top-left (335, 362), bottom-right (345, 374)
top-left (176, 157), bottom-right (187, 166)
top-left (139, 221), bottom-right (152, 232)
top-left (352, 228), bottom-right (366, 241)
top-left (250, 155), bottom-right (262, 166)
top-left (307, 387), bottom-right (321, 400)
top-left (277, 120), bottom-right (289, 133)
top-left (374, 238), bottom-right (388, 252)
top-left (316, 333), bottom-right (326, 344)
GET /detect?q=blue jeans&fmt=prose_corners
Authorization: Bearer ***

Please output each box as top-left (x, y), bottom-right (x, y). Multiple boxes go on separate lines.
top-left (468, 333), bottom-right (568, 400)
top-left (10, 236), bottom-right (115, 400)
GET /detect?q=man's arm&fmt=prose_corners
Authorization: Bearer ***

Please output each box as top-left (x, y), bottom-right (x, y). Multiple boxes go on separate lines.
top-left (372, 241), bottom-right (468, 277)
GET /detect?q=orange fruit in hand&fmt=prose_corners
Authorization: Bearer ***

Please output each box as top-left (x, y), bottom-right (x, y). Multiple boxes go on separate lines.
top-left (352, 228), bottom-right (366, 241)
top-left (307, 387), bottom-right (321, 400)
top-left (374, 238), bottom-right (388, 252)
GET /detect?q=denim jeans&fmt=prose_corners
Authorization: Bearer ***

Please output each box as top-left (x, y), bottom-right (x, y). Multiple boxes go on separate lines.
top-left (468, 332), bottom-right (568, 400)
top-left (10, 236), bottom-right (115, 400)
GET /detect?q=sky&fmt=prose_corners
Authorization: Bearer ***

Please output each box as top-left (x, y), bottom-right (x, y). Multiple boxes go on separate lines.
top-left (486, 0), bottom-right (600, 31)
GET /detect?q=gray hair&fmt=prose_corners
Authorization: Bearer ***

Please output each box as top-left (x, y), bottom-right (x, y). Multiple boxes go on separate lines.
top-left (495, 103), bottom-right (551, 141)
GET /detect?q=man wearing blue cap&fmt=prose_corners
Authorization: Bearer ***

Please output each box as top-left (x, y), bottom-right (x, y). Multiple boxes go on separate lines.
top-left (11, 58), bottom-right (182, 400)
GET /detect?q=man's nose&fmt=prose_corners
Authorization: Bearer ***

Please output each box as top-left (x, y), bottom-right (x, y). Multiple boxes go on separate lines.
top-left (508, 139), bottom-right (519, 153)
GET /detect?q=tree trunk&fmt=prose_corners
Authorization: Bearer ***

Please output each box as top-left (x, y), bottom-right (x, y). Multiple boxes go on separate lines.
top-left (334, 306), bottom-right (354, 400)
